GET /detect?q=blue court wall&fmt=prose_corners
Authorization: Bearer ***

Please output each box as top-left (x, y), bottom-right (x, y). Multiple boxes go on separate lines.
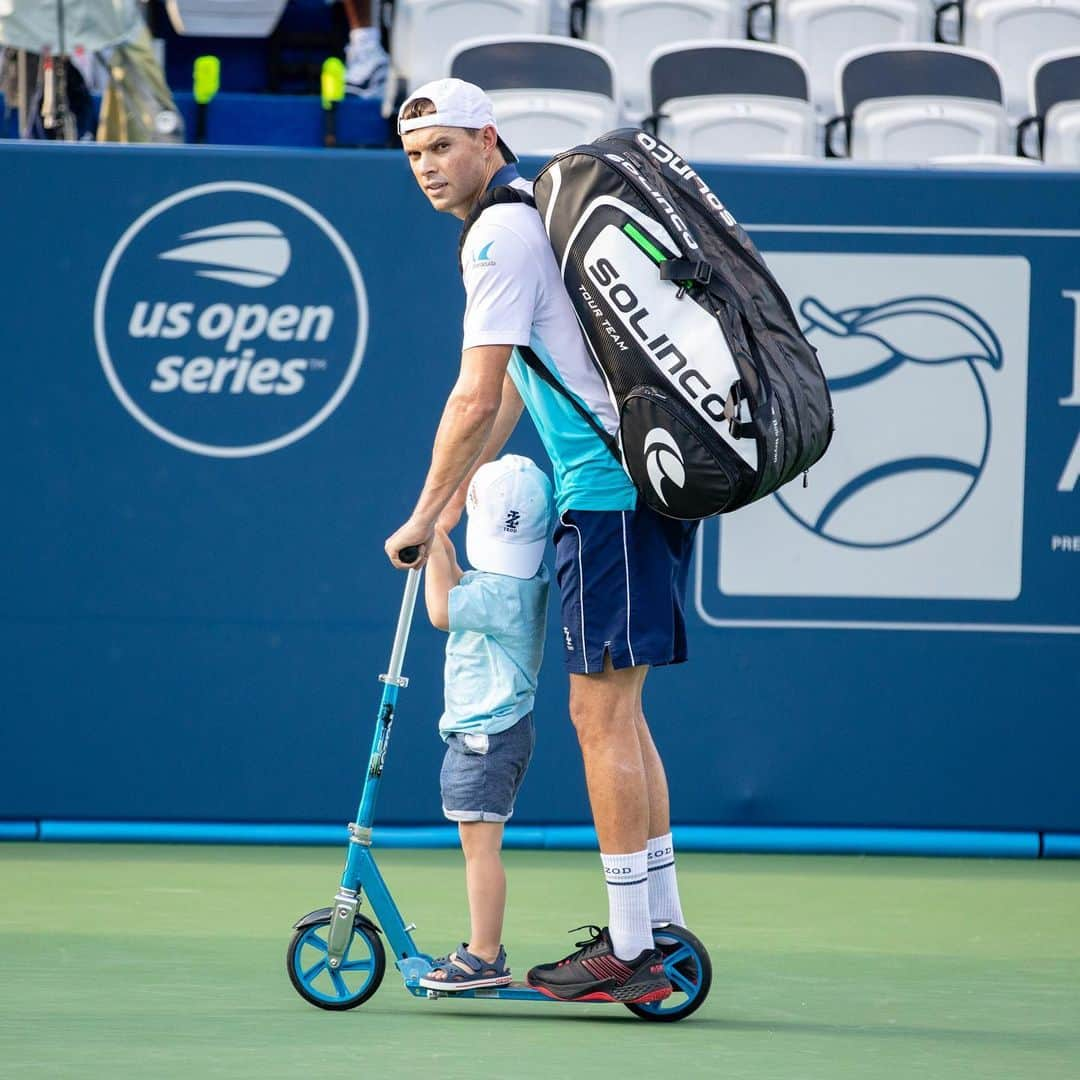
top-left (1, 141), bottom-right (1077, 833)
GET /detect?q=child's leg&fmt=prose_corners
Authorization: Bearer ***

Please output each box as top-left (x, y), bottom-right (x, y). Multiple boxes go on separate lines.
top-left (459, 821), bottom-right (506, 963)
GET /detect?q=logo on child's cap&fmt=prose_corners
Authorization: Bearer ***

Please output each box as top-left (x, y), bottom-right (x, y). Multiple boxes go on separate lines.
top-left (465, 455), bottom-right (552, 579)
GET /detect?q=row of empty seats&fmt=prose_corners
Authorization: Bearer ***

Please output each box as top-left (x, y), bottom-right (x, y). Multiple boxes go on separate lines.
top-left (165, 1), bottom-right (1080, 121)
top-left (931, 0), bottom-right (1080, 115)
top-left (447, 37), bottom-right (1080, 164)
top-left (376, 0), bottom-right (1080, 119)
top-left (154, 1), bottom-right (1080, 164)
top-left (745, 0), bottom-right (1080, 117)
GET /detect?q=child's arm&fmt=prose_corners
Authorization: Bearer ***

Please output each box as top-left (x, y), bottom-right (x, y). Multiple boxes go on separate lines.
top-left (424, 525), bottom-right (464, 632)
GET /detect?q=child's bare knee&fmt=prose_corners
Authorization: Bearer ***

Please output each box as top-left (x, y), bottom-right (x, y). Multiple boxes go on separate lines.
top-left (458, 820), bottom-right (504, 856)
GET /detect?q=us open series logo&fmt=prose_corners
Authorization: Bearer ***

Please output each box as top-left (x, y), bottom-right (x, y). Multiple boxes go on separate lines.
top-left (94, 182), bottom-right (368, 457)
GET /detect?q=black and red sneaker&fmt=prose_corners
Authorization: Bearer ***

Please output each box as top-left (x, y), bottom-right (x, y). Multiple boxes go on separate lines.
top-left (526, 925), bottom-right (672, 1004)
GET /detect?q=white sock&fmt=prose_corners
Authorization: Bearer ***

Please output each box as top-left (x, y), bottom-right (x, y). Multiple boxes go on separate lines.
top-left (601, 850), bottom-right (653, 960)
top-left (349, 26), bottom-right (379, 47)
top-left (647, 833), bottom-right (685, 928)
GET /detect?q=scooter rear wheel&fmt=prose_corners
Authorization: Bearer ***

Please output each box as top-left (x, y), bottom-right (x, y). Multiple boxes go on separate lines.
top-left (287, 911), bottom-right (386, 1010)
top-left (625, 924), bottom-right (712, 1022)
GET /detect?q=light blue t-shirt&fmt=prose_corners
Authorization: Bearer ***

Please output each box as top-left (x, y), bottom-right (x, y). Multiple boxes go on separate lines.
top-left (440, 566), bottom-right (549, 739)
top-left (508, 340), bottom-right (638, 517)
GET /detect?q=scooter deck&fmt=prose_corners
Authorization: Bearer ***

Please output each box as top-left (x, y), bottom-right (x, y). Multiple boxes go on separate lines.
top-left (410, 981), bottom-right (670, 1005)
top-left (408, 981), bottom-right (547, 1001)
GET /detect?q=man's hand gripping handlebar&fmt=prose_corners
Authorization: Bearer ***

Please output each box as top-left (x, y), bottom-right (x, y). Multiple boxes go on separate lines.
top-left (385, 515), bottom-right (436, 570)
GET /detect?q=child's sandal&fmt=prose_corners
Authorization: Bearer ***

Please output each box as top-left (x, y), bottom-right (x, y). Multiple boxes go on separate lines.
top-left (418, 943), bottom-right (512, 991)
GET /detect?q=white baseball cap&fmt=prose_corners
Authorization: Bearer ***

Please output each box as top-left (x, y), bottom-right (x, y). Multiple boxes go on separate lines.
top-left (397, 77), bottom-right (517, 162)
top-left (465, 455), bottom-right (552, 579)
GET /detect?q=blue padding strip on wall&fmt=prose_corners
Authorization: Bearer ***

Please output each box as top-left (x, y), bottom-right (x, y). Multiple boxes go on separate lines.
top-left (545, 825), bottom-right (1038, 857)
top-left (1043, 833), bottom-right (1080, 858)
top-left (673, 826), bottom-right (1039, 857)
top-left (34, 822), bottom-right (548, 848)
top-left (28, 821), bottom-right (1047, 857)
top-left (0, 821), bottom-right (37, 840)
top-left (39, 821), bottom-right (347, 845)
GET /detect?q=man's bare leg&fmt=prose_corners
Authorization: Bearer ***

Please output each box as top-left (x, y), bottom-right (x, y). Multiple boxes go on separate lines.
top-left (342, 0), bottom-right (371, 29)
top-left (570, 663), bottom-right (672, 844)
top-left (637, 709), bottom-right (671, 840)
top-left (567, 656), bottom-right (658, 960)
top-left (637, 709), bottom-right (685, 927)
top-left (569, 657), bottom-right (650, 853)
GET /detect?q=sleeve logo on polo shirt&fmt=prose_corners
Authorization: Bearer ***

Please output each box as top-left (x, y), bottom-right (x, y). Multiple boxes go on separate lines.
top-left (472, 241), bottom-right (497, 269)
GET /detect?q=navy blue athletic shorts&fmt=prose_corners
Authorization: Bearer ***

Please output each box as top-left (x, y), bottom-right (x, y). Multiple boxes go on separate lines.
top-left (553, 505), bottom-right (698, 675)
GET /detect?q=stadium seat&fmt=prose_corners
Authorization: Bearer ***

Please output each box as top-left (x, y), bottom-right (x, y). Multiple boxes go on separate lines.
top-left (385, 0), bottom-right (548, 104)
top-left (830, 44), bottom-right (1011, 161)
top-left (647, 42), bottom-right (817, 160)
top-left (165, 0), bottom-right (290, 36)
top-left (934, 0), bottom-right (1080, 117)
top-left (448, 35), bottom-right (617, 154)
top-left (747, 0), bottom-right (934, 115)
top-left (1018, 48), bottom-right (1080, 163)
top-left (1043, 102), bottom-right (1080, 165)
top-left (572, 0), bottom-right (742, 118)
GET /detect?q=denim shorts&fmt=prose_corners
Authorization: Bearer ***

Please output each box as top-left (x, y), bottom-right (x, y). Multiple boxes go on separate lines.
top-left (440, 713), bottom-right (535, 824)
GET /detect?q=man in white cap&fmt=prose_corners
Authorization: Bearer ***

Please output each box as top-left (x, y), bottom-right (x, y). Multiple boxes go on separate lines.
top-left (385, 79), bottom-right (694, 1006)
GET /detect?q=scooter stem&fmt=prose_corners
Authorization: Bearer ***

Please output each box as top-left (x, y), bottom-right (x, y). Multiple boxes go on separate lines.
top-left (358, 566), bottom-right (423, 830)
top-left (328, 566), bottom-right (425, 968)
top-left (381, 568), bottom-right (422, 688)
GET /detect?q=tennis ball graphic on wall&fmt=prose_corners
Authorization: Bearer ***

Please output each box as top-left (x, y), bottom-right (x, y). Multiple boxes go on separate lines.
top-left (776, 295), bottom-right (1002, 549)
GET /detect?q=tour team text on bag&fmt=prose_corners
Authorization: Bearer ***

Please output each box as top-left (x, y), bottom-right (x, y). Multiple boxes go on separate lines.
top-left (462, 129), bottom-right (834, 520)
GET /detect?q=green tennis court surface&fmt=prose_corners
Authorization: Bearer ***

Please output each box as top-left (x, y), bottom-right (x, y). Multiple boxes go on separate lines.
top-left (1, 845), bottom-right (1077, 1079)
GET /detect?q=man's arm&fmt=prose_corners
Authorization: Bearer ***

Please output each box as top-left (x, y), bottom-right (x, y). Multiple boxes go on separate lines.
top-left (384, 344), bottom-right (513, 569)
top-left (423, 526), bottom-right (463, 631)
top-left (438, 372), bottom-right (524, 533)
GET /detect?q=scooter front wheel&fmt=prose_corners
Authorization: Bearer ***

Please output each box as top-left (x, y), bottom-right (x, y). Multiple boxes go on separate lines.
top-left (287, 910), bottom-right (386, 1010)
top-left (625, 924), bottom-right (712, 1022)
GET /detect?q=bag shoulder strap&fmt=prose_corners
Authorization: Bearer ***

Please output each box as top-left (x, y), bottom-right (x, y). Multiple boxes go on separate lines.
top-left (517, 345), bottom-right (621, 461)
top-left (457, 184), bottom-right (536, 270)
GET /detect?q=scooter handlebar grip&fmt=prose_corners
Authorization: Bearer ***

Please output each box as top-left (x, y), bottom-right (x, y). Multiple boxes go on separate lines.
top-left (399, 545), bottom-right (421, 565)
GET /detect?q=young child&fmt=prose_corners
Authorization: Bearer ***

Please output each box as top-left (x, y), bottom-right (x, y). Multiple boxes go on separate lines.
top-left (419, 454), bottom-right (551, 991)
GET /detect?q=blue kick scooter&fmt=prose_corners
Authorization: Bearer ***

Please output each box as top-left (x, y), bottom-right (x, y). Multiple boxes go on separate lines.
top-left (286, 553), bottom-right (712, 1021)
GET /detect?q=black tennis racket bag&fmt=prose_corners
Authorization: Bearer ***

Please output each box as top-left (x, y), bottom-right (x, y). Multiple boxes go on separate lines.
top-left (461, 129), bottom-right (833, 519)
